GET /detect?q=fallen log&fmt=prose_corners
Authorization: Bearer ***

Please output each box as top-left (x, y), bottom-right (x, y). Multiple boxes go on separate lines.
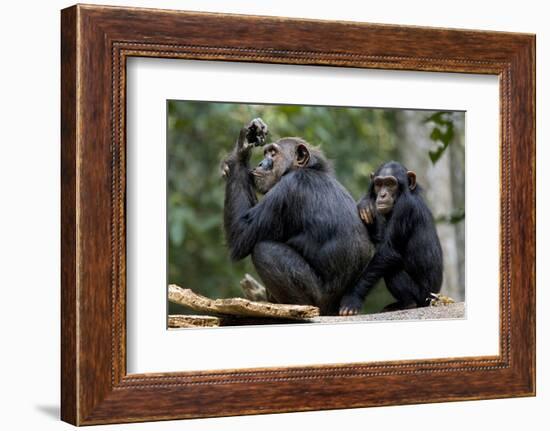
top-left (168, 314), bottom-right (220, 328)
top-left (168, 314), bottom-right (317, 329)
top-left (168, 284), bottom-right (320, 319)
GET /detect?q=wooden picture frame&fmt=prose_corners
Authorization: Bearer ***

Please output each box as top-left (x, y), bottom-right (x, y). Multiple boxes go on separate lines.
top-left (61, 4), bottom-right (535, 425)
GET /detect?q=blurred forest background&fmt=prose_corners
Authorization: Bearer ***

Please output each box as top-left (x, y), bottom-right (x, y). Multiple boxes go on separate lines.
top-left (167, 101), bottom-right (465, 315)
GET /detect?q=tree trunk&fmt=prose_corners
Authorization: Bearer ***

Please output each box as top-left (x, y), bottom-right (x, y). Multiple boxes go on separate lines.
top-left (395, 111), bottom-right (465, 301)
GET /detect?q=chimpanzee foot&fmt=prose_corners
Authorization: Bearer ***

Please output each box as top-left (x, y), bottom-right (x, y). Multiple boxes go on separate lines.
top-left (339, 294), bottom-right (363, 316)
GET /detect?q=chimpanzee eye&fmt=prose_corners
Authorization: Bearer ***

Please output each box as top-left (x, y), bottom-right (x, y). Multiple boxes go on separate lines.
top-left (385, 177), bottom-right (398, 187)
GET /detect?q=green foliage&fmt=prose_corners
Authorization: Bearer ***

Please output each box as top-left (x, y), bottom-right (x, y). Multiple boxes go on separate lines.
top-left (425, 112), bottom-right (455, 164)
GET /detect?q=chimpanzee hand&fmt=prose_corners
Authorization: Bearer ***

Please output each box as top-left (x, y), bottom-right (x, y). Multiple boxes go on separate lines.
top-left (245, 117), bottom-right (269, 147)
top-left (221, 118), bottom-right (269, 178)
top-left (339, 293), bottom-right (363, 316)
top-left (358, 197), bottom-right (376, 225)
top-left (236, 118), bottom-right (268, 161)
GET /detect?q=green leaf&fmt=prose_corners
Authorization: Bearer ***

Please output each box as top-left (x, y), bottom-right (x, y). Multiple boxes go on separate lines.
top-left (429, 144), bottom-right (446, 164)
top-left (425, 112), bottom-right (455, 164)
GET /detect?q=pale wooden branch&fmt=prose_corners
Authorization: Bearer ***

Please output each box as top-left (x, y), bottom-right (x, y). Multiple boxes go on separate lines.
top-left (239, 273), bottom-right (267, 302)
top-left (168, 284), bottom-right (320, 319)
top-left (168, 315), bottom-right (220, 328)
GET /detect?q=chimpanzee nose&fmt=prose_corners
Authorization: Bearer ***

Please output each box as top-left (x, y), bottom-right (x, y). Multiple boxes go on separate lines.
top-left (258, 158), bottom-right (273, 170)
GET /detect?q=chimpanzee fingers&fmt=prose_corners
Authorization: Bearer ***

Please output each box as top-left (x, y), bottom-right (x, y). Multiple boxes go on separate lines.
top-left (339, 293), bottom-right (362, 316)
top-left (246, 118), bottom-right (269, 146)
top-left (360, 208), bottom-right (373, 224)
top-left (339, 306), bottom-right (359, 316)
top-left (251, 117), bottom-right (268, 135)
top-left (338, 304), bottom-right (346, 316)
top-left (365, 210), bottom-right (372, 224)
top-left (365, 208), bottom-right (373, 224)
top-left (221, 163), bottom-right (230, 178)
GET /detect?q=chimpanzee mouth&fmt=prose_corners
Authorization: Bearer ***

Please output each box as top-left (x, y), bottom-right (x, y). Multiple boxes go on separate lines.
top-left (376, 202), bottom-right (393, 212)
top-left (250, 170), bottom-right (264, 177)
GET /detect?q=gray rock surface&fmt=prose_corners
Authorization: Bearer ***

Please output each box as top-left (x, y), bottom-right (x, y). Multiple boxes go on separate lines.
top-left (311, 302), bottom-right (465, 323)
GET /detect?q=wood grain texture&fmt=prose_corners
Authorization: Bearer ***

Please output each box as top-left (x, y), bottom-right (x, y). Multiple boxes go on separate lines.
top-left (168, 284), bottom-right (320, 319)
top-left (60, 6), bottom-right (78, 425)
top-left (60, 4), bottom-right (535, 425)
top-left (168, 315), bottom-right (221, 328)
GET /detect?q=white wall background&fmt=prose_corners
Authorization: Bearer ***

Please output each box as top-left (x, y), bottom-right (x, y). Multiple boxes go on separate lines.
top-left (0, 1), bottom-right (546, 430)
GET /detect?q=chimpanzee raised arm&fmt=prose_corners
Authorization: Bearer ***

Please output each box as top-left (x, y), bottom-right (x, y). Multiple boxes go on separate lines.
top-left (220, 118), bottom-right (277, 260)
top-left (339, 161), bottom-right (443, 315)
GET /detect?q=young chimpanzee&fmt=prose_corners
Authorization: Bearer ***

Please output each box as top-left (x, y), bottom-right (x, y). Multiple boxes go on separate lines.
top-left (221, 118), bottom-right (373, 315)
top-left (339, 161), bottom-right (443, 315)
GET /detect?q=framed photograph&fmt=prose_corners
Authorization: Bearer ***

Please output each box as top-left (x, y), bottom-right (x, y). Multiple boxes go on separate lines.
top-left (61, 4), bottom-right (535, 425)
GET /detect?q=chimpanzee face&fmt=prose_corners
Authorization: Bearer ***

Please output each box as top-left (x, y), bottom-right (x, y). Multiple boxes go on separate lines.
top-left (251, 139), bottom-right (310, 194)
top-left (371, 162), bottom-right (417, 215)
top-left (373, 175), bottom-right (399, 215)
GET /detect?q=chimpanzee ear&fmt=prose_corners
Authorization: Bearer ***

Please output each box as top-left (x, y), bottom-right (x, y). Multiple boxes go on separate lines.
top-left (370, 172), bottom-right (375, 181)
top-left (407, 171), bottom-right (417, 190)
top-left (296, 144), bottom-right (310, 167)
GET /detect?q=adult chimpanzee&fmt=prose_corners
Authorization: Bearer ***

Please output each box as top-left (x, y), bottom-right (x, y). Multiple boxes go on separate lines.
top-left (221, 118), bottom-right (373, 315)
top-left (339, 161), bottom-right (443, 315)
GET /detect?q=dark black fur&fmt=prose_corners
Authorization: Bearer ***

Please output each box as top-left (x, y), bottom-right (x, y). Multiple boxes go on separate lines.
top-left (340, 161), bottom-right (443, 314)
top-left (222, 120), bottom-right (373, 315)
